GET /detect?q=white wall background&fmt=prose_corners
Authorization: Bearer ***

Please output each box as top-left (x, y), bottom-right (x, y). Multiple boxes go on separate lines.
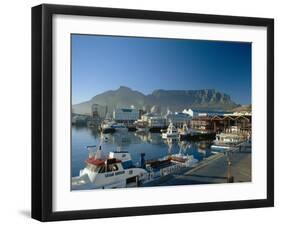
top-left (0, 0), bottom-right (279, 225)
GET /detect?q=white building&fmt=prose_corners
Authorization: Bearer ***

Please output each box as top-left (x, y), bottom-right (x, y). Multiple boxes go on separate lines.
top-left (224, 111), bottom-right (252, 116)
top-left (137, 113), bottom-right (167, 128)
top-left (183, 108), bottom-right (224, 117)
top-left (141, 113), bottom-right (155, 122)
top-left (113, 107), bottom-right (139, 122)
top-left (148, 116), bottom-right (166, 128)
top-left (182, 108), bottom-right (201, 117)
top-left (165, 112), bottom-right (191, 127)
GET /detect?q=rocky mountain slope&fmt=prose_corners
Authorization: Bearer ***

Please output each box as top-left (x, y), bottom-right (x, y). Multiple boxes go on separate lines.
top-left (72, 86), bottom-right (238, 115)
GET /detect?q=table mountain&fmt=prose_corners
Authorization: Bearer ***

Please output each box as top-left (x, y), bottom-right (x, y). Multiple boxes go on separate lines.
top-left (72, 86), bottom-right (238, 115)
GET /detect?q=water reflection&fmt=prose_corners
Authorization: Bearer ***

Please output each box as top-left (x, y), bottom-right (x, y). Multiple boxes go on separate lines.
top-left (72, 126), bottom-right (214, 177)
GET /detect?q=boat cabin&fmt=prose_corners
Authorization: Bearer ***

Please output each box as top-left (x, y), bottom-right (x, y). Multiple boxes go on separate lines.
top-left (86, 157), bottom-right (123, 173)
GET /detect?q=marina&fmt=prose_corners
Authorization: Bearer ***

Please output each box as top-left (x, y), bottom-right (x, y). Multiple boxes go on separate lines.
top-left (143, 144), bottom-right (251, 187)
top-left (71, 114), bottom-right (251, 190)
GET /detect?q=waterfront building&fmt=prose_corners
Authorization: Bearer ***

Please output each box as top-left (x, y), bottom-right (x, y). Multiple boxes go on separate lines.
top-left (183, 108), bottom-right (197, 117)
top-left (224, 111), bottom-right (252, 116)
top-left (113, 107), bottom-right (140, 124)
top-left (135, 112), bottom-right (167, 128)
top-left (191, 114), bottom-right (251, 133)
top-left (88, 104), bottom-right (102, 127)
top-left (72, 114), bottom-right (91, 125)
top-left (91, 104), bottom-right (107, 118)
top-left (183, 108), bottom-right (232, 117)
top-left (165, 112), bottom-right (191, 127)
top-left (140, 113), bottom-right (155, 122)
top-left (148, 116), bottom-right (166, 128)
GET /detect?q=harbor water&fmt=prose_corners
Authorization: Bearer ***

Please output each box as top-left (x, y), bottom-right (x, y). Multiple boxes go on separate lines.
top-left (72, 126), bottom-right (214, 177)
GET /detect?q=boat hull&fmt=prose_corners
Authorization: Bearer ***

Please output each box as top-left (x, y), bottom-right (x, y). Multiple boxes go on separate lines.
top-left (179, 132), bottom-right (216, 141)
top-left (102, 128), bottom-right (116, 134)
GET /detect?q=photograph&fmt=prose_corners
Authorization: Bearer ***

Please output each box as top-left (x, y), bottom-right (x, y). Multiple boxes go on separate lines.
top-left (71, 34), bottom-right (252, 191)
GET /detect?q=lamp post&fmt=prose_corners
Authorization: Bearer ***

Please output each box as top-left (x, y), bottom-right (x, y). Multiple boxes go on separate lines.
top-left (226, 150), bottom-right (234, 183)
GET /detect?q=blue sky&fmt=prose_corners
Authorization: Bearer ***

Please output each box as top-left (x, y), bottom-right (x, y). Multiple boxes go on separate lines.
top-left (72, 34), bottom-right (251, 105)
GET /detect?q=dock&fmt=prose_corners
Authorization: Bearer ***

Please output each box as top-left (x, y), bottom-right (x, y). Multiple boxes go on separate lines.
top-left (142, 143), bottom-right (251, 187)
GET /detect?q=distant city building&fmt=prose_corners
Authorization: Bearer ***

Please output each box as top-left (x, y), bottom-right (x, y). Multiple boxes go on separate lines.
top-left (113, 107), bottom-right (139, 123)
top-left (182, 108), bottom-right (207, 117)
top-left (90, 104), bottom-right (107, 118)
top-left (88, 104), bottom-right (102, 127)
top-left (191, 115), bottom-right (251, 133)
top-left (139, 109), bottom-right (147, 118)
top-left (72, 115), bottom-right (90, 125)
top-left (136, 113), bottom-right (166, 128)
top-left (165, 112), bottom-right (191, 127)
top-left (224, 111), bottom-right (252, 116)
top-left (141, 113), bottom-right (155, 122)
top-left (183, 108), bottom-right (232, 117)
top-left (148, 116), bottom-right (166, 128)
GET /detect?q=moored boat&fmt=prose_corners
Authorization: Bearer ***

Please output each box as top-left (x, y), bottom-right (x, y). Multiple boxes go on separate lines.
top-left (179, 124), bottom-right (216, 141)
top-left (72, 146), bottom-right (147, 190)
top-left (72, 144), bottom-right (199, 190)
top-left (162, 122), bottom-right (178, 139)
top-left (111, 123), bottom-right (128, 132)
top-left (211, 132), bottom-right (247, 151)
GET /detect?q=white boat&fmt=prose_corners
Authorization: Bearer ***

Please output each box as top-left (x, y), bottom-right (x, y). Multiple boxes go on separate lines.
top-left (111, 123), bottom-right (128, 132)
top-left (72, 146), bottom-right (147, 190)
top-left (211, 132), bottom-right (247, 151)
top-left (170, 141), bottom-right (198, 167)
top-left (145, 153), bottom-right (198, 178)
top-left (72, 145), bottom-right (199, 190)
top-left (170, 153), bottom-right (198, 167)
top-left (162, 122), bottom-right (178, 139)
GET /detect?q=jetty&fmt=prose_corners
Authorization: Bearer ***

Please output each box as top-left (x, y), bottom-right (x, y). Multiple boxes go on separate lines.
top-left (142, 142), bottom-right (251, 187)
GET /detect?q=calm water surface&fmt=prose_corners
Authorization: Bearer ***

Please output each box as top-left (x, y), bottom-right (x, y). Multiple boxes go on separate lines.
top-left (72, 126), bottom-right (214, 177)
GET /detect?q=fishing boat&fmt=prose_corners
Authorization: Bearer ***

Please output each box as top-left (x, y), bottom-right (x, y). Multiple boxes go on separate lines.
top-left (162, 122), bottom-right (178, 139)
top-left (72, 144), bottom-right (199, 190)
top-left (72, 146), bottom-right (148, 190)
top-left (211, 132), bottom-right (247, 151)
top-left (145, 153), bottom-right (198, 178)
top-left (169, 153), bottom-right (198, 167)
top-left (179, 123), bottom-right (216, 141)
top-left (111, 123), bottom-right (128, 132)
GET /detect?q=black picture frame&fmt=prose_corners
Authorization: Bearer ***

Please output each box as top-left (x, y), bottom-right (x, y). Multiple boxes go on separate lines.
top-left (32, 4), bottom-right (274, 222)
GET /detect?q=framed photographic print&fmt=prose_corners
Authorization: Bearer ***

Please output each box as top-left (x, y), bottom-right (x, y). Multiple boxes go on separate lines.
top-left (32, 4), bottom-right (274, 221)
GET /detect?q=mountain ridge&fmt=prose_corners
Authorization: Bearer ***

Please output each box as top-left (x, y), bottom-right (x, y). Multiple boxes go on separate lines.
top-left (72, 86), bottom-right (239, 115)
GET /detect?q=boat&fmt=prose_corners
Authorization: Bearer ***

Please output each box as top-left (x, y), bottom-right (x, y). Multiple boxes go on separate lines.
top-left (72, 146), bottom-right (148, 190)
top-left (72, 145), bottom-right (199, 190)
top-left (101, 120), bottom-right (128, 133)
top-left (211, 132), bottom-right (247, 151)
top-left (179, 124), bottom-right (216, 141)
top-left (101, 120), bottom-right (116, 133)
top-left (170, 141), bottom-right (198, 167)
top-left (161, 122), bottom-right (178, 139)
top-left (111, 123), bottom-right (128, 132)
top-left (169, 153), bottom-right (198, 167)
top-left (133, 120), bottom-right (148, 132)
top-left (145, 153), bottom-right (198, 178)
